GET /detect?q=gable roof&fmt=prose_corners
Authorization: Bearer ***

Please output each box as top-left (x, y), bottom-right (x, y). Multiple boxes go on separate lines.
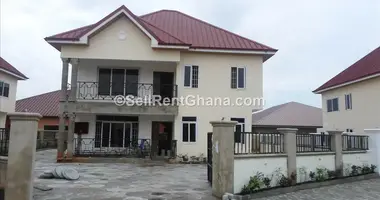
top-left (45, 5), bottom-right (277, 56)
top-left (16, 90), bottom-right (62, 117)
top-left (314, 46), bottom-right (380, 93)
top-left (252, 102), bottom-right (322, 128)
top-left (0, 57), bottom-right (28, 80)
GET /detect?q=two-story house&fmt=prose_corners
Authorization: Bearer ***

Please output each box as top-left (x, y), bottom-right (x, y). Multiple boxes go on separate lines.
top-left (45, 5), bottom-right (277, 160)
top-left (313, 46), bottom-right (380, 133)
top-left (0, 57), bottom-right (28, 128)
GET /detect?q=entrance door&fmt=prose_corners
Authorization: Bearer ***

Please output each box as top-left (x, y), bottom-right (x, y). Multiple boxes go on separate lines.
top-left (151, 122), bottom-right (173, 157)
top-left (153, 72), bottom-right (174, 100)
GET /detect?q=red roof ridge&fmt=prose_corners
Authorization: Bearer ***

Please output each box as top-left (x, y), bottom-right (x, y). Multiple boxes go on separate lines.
top-left (146, 9), bottom-right (277, 51)
top-left (139, 18), bottom-right (189, 45)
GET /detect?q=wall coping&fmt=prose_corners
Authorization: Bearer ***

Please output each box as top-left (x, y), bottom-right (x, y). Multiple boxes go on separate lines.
top-left (342, 150), bottom-right (367, 154)
top-left (210, 121), bottom-right (237, 127)
top-left (296, 151), bottom-right (335, 156)
top-left (8, 112), bottom-right (42, 121)
top-left (364, 129), bottom-right (380, 133)
top-left (235, 154), bottom-right (287, 159)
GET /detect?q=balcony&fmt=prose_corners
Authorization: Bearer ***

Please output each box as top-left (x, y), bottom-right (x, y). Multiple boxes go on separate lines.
top-left (72, 82), bottom-right (179, 115)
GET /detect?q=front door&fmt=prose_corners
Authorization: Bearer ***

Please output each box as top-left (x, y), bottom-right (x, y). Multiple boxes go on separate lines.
top-left (151, 122), bottom-right (173, 157)
top-left (153, 72), bottom-right (174, 100)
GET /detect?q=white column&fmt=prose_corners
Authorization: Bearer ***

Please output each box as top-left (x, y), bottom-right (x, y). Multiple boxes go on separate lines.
top-left (364, 129), bottom-right (380, 175)
top-left (70, 58), bottom-right (79, 102)
top-left (57, 58), bottom-right (69, 161)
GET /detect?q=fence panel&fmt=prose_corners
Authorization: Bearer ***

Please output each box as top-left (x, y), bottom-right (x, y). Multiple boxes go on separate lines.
top-left (234, 132), bottom-right (284, 154)
top-left (342, 135), bottom-right (369, 151)
top-left (296, 134), bottom-right (332, 153)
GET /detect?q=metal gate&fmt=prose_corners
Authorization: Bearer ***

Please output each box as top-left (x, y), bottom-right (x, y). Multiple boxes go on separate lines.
top-left (207, 132), bottom-right (213, 185)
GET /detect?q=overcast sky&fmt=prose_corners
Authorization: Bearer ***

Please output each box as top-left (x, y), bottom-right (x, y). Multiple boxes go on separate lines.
top-left (1, 0), bottom-right (379, 108)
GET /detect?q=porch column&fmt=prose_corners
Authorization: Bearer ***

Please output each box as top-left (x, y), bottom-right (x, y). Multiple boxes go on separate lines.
top-left (69, 58), bottom-right (79, 102)
top-left (57, 58), bottom-right (69, 161)
top-left (277, 128), bottom-right (298, 185)
top-left (66, 113), bottom-right (75, 160)
top-left (210, 121), bottom-right (236, 198)
top-left (328, 130), bottom-right (344, 177)
top-left (6, 112), bottom-right (42, 200)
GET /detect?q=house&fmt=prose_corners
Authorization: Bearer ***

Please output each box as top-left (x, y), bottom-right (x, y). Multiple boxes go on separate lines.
top-left (44, 5), bottom-right (277, 160)
top-left (252, 102), bottom-right (322, 134)
top-left (313, 46), bottom-right (380, 133)
top-left (15, 90), bottom-right (64, 130)
top-left (0, 57), bottom-right (28, 128)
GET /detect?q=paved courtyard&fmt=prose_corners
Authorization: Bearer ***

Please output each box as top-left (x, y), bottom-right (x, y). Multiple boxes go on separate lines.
top-left (33, 150), bottom-right (216, 200)
top-left (33, 150), bottom-right (380, 200)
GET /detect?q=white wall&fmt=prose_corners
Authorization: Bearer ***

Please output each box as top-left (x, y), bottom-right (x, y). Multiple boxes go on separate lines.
top-left (343, 152), bottom-right (372, 168)
top-left (0, 72), bottom-right (18, 113)
top-left (296, 154), bottom-right (335, 182)
top-left (234, 155), bottom-right (287, 194)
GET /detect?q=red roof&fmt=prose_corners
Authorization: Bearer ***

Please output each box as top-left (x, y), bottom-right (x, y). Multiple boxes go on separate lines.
top-left (45, 5), bottom-right (276, 52)
top-left (314, 46), bottom-right (380, 93)
top-left (0, 57), bottom-right (28, 80)
top-left (16, 90), bottom-right (62, 117)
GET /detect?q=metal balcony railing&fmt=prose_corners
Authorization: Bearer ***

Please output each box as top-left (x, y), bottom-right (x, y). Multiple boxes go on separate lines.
top-left (77, 82), bottom-right (178, 101)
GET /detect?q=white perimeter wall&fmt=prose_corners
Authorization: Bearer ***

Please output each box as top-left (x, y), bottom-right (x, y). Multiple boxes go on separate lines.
top-left (296, 153), bottom-right (335, 183)
top-left (234, 155), bottom-right (287, 194)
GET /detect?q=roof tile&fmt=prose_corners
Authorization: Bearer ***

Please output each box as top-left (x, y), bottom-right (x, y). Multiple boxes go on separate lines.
top-left (45, 6), bottom-right (276, 52)
top-left (0, 57), bottom-right (28, 79)
top-left (16, 90), bottom-right (62, 117)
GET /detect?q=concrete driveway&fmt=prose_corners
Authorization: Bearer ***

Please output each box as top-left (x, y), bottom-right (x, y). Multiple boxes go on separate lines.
top-left (33, 150), bottom-right (216, 200)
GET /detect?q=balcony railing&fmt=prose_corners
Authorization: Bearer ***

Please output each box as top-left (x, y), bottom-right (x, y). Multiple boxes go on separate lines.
top-left (77, 82), bottom-right (178, 101)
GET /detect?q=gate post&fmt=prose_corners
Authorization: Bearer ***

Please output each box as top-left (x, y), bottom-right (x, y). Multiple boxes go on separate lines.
top-left (6, 112), bottom-right (42, 200)
top-left (210, 121), bottom-right (236, 198)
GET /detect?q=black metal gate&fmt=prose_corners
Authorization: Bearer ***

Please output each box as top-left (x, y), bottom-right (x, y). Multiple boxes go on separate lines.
top-left (207, 132), bottom-right (213, 185)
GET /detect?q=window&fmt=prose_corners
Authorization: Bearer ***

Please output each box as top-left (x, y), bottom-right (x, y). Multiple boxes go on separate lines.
top-left (0, 81), bottom-right (10, 97)
top-left (231, 67), bottom-right (245, 89)
top-left (182, 116), bottom-right (196, 142)
top-left (327, 98), bottom-right (339, 112)
top-left (184, 65), bottom-right (198, 88)
top-left (98, 68), bottom-right (139, 96)
top-left (345, 94), bottom-right (352, 110)
top-left (231, 118), bottom-right (245, 143)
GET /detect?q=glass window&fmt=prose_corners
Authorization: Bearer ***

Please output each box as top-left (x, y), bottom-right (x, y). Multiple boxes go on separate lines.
top-left (345, 94), bottom-right (352, 110)
top-left (184, 66), bottom-right (191, 87)
top-left (182, 116), bottom-right (196, 142)
top-left (231, 67), bottom-right (245, 89)
top-left (98, 69), bottom-right (111, 95)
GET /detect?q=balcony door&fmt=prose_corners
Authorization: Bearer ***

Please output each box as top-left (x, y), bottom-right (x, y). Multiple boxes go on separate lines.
top-left (98, 68), bottom-right (139, 97)
top-left (153, 72), bottom-right (174, 100)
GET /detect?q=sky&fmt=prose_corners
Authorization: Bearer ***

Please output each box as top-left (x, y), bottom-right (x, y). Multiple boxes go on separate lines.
top-left (0, 0), bottom-right (379, 108)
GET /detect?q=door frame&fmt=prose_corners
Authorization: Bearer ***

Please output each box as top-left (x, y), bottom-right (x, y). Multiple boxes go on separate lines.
top-left (151, 121), bottom-right (174, 157)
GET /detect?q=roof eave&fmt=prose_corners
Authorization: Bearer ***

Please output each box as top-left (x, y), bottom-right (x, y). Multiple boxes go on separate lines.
top-left (313, 72), bottom-right (380, 94)
top-left (0, 68), bottom-right (28, 80)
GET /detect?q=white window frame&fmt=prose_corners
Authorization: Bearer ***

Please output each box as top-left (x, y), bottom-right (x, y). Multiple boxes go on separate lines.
top-left (327, 98), bottom-right (339, 112)
top-left (231, 67), bottom-right (246, 89)
top-left (0, 81), bottom-right (9, 98)
top-left (182, 121), bottom-right (197, 143)
top-left (345, 94), bottom-right (352, 110)
top-left (184, 65), bottom-right (198, 88)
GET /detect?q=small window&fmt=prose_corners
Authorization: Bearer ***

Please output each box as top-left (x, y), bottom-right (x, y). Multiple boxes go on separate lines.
top-left (184, 65), bottom-right (198, 88)
top-left (3, 83), bottom-right (9, 97)
top-left (231, 67), bottom-right (245, 89)
top-left (182, 117), bottom-right (197, 142)
top-left (231, 118), bottom-right (245, 143)
top-left (345, 94), bottom-right (352, 110)
top-left (346, 129), bottom-right (353, 133)
top-left (327, 98), bottom-right (339, 112)
top-left (0, 81), bottom-right (10, 97)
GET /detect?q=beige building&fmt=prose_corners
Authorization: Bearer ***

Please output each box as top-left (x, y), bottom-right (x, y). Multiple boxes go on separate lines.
top-left (44, 5), bottom-right (277, 159)
top-left (313, 46), bottom-right (380, 133)
top-left (0, 57), bottom-right (28, 128)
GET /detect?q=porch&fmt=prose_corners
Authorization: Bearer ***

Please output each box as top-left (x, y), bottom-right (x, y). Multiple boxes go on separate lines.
top-left (72, 114), bottom-right (178, 159)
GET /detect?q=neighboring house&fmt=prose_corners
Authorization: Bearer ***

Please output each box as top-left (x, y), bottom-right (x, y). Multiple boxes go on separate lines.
top-left (313, 46), bottom-right (380, 133)
top-left (0, 57), bottom-right (28, 128)
top-left (15, 90), bottom-right (65, 130)
top-left (44, 5), bottom-right (277, 158)
top-left (252, 102), bottom-right (322, 134)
